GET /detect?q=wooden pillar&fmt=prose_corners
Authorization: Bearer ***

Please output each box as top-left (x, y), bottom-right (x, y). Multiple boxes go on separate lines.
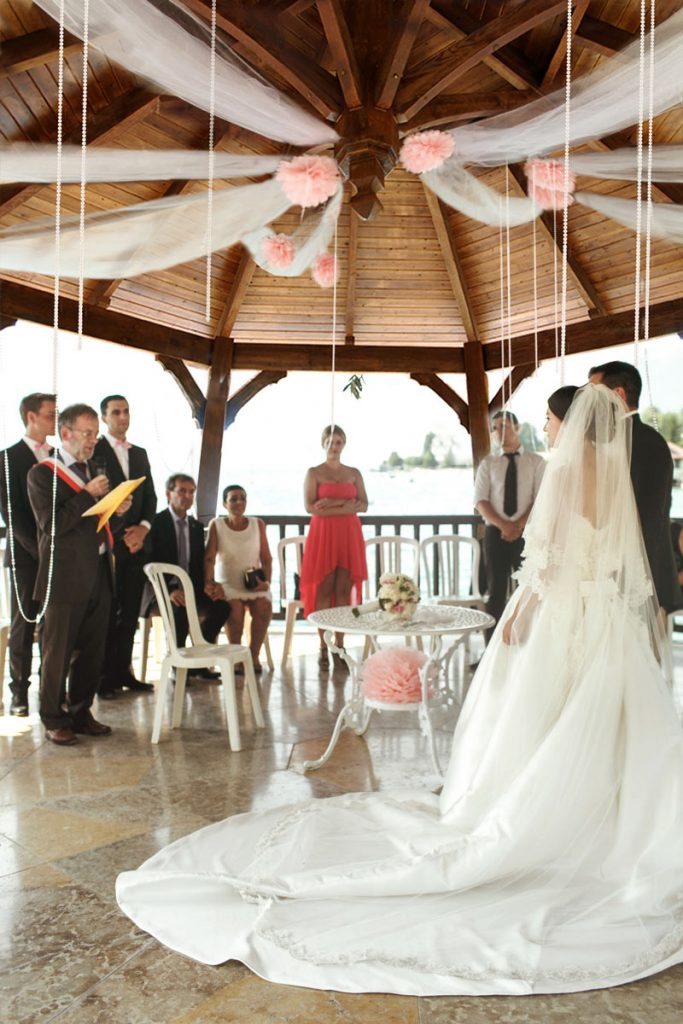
top-left (463, 340), bottom-right (490, 470)
top-left (196, 337), bottom-right (233, 524)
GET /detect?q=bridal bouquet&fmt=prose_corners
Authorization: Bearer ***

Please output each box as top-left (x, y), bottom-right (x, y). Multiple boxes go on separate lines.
top-left (378, 573), bottom-right (420, 622)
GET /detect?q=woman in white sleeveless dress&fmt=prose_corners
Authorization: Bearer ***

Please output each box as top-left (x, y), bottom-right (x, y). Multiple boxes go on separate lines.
top-left (204, 484), bottom-right (272, 671)
top-left (118, 386), bottom-right (683, 995)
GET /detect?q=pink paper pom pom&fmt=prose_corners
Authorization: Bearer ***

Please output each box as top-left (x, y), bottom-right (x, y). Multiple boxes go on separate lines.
top-left (361, 647), bottom-right (435, 704)
top-left (311, 252), bottom-right (338, 288)
top-left (525, 159), bottom-right (576, 210)
top-left (400, 130), bottom-right (455, 174)
top-left (276, 155), bottom-right (340, 208)
top-left (262, 233), bottom-right (295, 269)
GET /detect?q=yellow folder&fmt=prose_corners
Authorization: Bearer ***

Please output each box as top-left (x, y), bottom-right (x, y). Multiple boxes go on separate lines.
top-left (82, 476), bottom-right (145, 531)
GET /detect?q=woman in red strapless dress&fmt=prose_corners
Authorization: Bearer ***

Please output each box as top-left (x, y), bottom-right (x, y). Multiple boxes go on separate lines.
top-left (301, 424), bottom-right (368, 665)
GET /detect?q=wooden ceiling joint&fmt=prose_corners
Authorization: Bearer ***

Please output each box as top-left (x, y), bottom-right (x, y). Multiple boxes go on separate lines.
top-left (213, 250), bottom-right (256, 339)
top-left (316, 0), bottom-right (363, 109)
top-left (574, 15), bottom-right (635, 57)
top-left (226, 370), bottom-right (288, 429)
top-left (411, 371), bottom-right (470, 431)
top-left (375, 0), bottom-right (432, 110)
top-left (0, 27), bottom-right (81, 79)
top-left (542, 0), bottom-right (590, 86)
top-left (401, 90), bottom-right (536, 132)
top-left (489, 364), bottom-right (536, 412)
top-left (156, 354), bottom-right (207, 426)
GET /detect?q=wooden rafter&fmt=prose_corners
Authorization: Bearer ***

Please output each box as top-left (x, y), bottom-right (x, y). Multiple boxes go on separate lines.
top-left (402, 90), bottom-right (536, 131)
top-left (344, 209), bottom-right (358, 341)
top-left (156, 354), bottom-right (206, 425)
top-left (0, 88), bottom-right (159, 220)
top-left (316, 0), bottom-right (363, 108)
top-left (398, 0), bottom-right (566, 120)
top-left (411, 372), bottom-right (469, 431)
top-left (574, 15), bottom-right (635, 57)
top-left (183, 0), bottom-right (342, 120)
top-left (489, 365), bottom-right (536, 412)
top-left (542, 0), bottom-right (590, 86)
top-left (507, 164), bottom-right (606, 317)
top-left (226, 371), bottom-right (288, 428)
top-left (0, 27), bottom-right (81, 79)
top-left (375, 0), bottom-right (432, 110)
top-left (213, 249), bottom-right (256, 339)
top-left (422, 185), bottom-right (478, 343)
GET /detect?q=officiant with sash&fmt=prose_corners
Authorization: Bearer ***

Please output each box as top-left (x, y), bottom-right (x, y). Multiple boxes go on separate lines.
top-left (27, 403), bottom-right (132, 746)
top-left (94, 394), bottom-right (157, 697)
top-left (474, 410), bottom-right (545, 633)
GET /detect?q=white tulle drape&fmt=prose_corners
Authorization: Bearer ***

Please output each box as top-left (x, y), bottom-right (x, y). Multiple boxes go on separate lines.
top-left (242, 187), bottom-right (343, 276)
top-left (570, 147), bottom-right (683, 182)
top-left (33, 0), bottom-right (337, 146)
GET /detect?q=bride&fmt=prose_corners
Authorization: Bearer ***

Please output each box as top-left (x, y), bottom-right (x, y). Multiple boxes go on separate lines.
top-left (117, 385), bottom-right (683, 996)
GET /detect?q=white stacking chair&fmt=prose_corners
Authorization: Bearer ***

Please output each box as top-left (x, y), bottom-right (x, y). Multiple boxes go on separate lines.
top-left (278, 535), bottom-right (306, 668)
top-left (420, 534), bottom-right (485, 611)
top-left (143, 563), bottom-right (264, 749)
top-left (363, 535), bottom-right (421, 600)
top-left (137, 612), bottom-right (164, 682)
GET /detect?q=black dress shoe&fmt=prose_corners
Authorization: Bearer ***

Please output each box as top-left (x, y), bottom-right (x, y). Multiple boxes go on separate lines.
top-left (10, 696), bottom-right (29, 717)
top-left (73, 713), bottom-right (112, 736)
top-left (98, 689), bottom-right (118, 700)
top-left (123, 678), bottom-right (154, 692)
top-left (46, 727), bottom-right (78, 746)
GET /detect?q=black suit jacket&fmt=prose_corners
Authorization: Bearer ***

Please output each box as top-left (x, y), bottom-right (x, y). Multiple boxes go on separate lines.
top-left (141, 508), bottom-right (206, 614)
top-left (0, 440), bottom-right (40, 566)
top-left (631, 414), bottom-right (682, 612)
top-left (93, 437), bottom-right (157, 554)
top-left (27, 458), bottom-right (118, 604)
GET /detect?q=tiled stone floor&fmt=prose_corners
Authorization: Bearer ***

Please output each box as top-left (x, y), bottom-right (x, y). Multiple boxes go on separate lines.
top-left (1, 630), bottom-right (682, 1024)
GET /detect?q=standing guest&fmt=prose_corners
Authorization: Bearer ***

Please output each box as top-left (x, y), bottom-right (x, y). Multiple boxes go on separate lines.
top-left (142, 474), bottom-right (230, 659)
top-left (0, 393), bottom-right (56, 716)
top-left (671, 521), bottom-right (683, 588)
top-left (204, 485), bottom-right (272, 672)
top-left (27, 403), bottom-right (129, 746)
top-left (588, 360), bottom-right (682, 613)
top-left (94, 394), bottom-right (157, 697)
top-left (300, 425), bottom-right (368, 667)
top-left (474, 410), bottom-right (545, 631)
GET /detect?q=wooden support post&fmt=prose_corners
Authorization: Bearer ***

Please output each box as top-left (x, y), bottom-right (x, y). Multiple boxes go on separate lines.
top-left (463, 340), bottom-right (490, 470)
top-left (197, 337), bottom-right (233, 524)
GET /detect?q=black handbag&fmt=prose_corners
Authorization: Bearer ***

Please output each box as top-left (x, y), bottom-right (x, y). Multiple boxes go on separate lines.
top-left (244, 567), bottom-right (267, 590)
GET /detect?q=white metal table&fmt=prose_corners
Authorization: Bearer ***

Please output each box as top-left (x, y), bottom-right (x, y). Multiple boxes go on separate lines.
top-left (307, 603), bottom-right (494, 776)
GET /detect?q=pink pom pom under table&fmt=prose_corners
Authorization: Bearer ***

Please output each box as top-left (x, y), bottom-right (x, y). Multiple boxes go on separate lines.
top-left (306, 603), bottom-right (493, 777)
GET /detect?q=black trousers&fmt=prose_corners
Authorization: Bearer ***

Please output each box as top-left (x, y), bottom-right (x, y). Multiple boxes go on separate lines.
top-left (8, 556), bottom-right (41, 699)
top-left (39, 558), bottom-right (112, 730)
top-left (102, 548), bottom-right (147, 687)
top-left (173, 595), bottom-right (231, 649)
top-left (483, 525), bottom-right (525, 628)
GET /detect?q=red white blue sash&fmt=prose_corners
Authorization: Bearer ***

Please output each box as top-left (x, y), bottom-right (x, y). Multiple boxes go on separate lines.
top-left (38, 457), bottom-right (114, 548)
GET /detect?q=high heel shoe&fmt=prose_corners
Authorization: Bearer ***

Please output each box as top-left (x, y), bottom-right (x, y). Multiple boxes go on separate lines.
top-left (318, 647), bottom-right (329, 668)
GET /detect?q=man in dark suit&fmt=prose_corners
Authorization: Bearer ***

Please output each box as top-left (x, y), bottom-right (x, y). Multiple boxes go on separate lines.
top-left (142, 473), bottom-right (230, 651)
top-left (0, 392), bottom-right (56, 716)
top-left (94, 395), bottom-right (157, 697)
top-left (27, 403), bottom-right (130, 745)
top-left (589, 360), bottom-right (682, 613)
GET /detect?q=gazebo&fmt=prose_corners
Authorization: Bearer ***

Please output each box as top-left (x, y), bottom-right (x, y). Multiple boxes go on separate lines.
top-left (1, 0), bottom-right (682, 522)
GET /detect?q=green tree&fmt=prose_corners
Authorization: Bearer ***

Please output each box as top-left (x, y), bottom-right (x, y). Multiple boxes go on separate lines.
top-left (519, 421), bottom-right (544, 452)
top-left (386, 451), bottom-right (404, 468)
top-left (441, 447), bottom-right (456, 468)
top-left (421, 450), bottom-right (438, 469)
top-left (422, 432), bottom-right (436, 455)
top-left (642, 407), bottom-right (683, 444)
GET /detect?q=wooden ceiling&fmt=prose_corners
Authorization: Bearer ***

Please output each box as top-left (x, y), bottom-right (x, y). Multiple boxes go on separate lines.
top-left (1, 0), bottom-right (683, 375)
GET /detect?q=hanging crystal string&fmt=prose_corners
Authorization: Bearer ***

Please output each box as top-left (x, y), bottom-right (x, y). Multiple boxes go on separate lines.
top-left (552, 208), bottom-right (559, 374)
top-left (532, 166), bottom-right (539, 372)
top-left (559, 0), bottom-right (573, 385)
top-left (328, 221), bottom-right (339, 436)
top-left (76, 0), bottom-right (90, 348)
top-left (498, 198), bottom-right (506, 414)
top-left (205, 0), bottom-right (217, 323)
top-left (642, 0), bottom-right (658, 424)
top-left (504, 165), bottom-right (513, 408)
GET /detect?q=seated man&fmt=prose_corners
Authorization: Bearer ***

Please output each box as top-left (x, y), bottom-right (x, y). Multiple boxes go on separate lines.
top-left (142, 474), bottom-right (230, 663)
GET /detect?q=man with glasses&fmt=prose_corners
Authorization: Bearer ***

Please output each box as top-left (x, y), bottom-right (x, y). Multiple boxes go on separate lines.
top-left (27, 404), bottom-right (129, 745)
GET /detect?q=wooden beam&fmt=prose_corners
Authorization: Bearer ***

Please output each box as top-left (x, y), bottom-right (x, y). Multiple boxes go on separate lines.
top-left (423, 185), bottom-right (479, 343)
top-left (489, 364), bottom-right (536, 413)
top-left (0, 27), bottom-right (81, 79)
top-left (183, 0), bottom-right (342, 120)
top-left (398, 0), bottom-right (565, 119)
top-left (402, 90), bottom-right (536, 131)
top-left (316, 0), bottom-right (363, 108)
top-left (375, 0), bottom-right (432, 110)
top-left (213, 250), bottom-right (256, 338)
top-left (231, 343), bottom-right (465, 373)
top-left (483, 298), bottom-right (683, 370)
top-left (542, 0), bottom-right (590, 86)
top-left (226, 371), bottom-right (287, 428)
top-left (0, 280), bottom-right (213, 364)
top-left (156, 355), bottom-right (206, 426)
top-left (411, 372), bottom-right (469, 431)
top-left (462, 340), bottom-right (490, 468)
top-left (508, 164), bottom-right (606, 317)
top-left (344, 210), bottom-right (358, 339)
top-left (574, 15), bottom-right (634, 57)
top-left (0, 87), bottom-right (159, 219)
top-left (197, 337), bottom-right (233, 524)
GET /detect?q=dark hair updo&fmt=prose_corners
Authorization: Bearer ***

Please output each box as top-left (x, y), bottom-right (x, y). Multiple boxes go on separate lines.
top-left (547, 385), bottom-right (579, 422)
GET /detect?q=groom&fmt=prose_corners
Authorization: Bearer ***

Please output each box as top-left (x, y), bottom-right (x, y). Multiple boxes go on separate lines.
top-left (588, 360), bottom-right (682, 613)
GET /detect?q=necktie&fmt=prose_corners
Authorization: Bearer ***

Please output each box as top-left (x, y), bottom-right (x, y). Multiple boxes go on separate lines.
top-left (177, 517), bottom-right (189, 573)
top-left (71, 461), bottom-right (89, 484)
top-left (503, 452), bottom-right (518, 517)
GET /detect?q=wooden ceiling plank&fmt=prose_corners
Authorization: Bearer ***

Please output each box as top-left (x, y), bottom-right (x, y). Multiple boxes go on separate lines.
top-left (183, 0), bottom-right (342, 120)
top-left (398, 0), bottom-right (566, 119)
top-left (574, 14), bottom-right (635, 57)
top-left (507, 164), bottom-right (606, 316)
top-left (0, 86), bottom-right (159, 219)
top-left (213, 249), bottom-right (256, 339)
top-left (344, 209), bottom-right (358, 340)
top-left (375, 0), bottom-right (432, 110)
top-left (542, 0), bottom-right (590, 86)
top-left (423, 185), bottom-right (479, 342)
top-left (0, 27), bottom-right (81, 79)
top-left (316, 0), bottom-right (363, 109)
top-left (402, 89), bottom-right (536, 131)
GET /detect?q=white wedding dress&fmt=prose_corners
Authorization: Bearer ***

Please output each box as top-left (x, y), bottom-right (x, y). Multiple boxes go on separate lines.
top-left (117, 387), bottom-right (683, 995)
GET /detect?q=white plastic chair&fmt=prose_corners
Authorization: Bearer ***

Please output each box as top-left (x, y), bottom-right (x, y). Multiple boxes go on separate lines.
top-left (363, 535), bottom-right (421, 600)
top-left (143, 563), bottom-right (264, 749)
top-left (420, 534), bottom-right (485, 610)
top-left (137, 612), bottom-right (164, 682)
top-left (278, 535), bottom-right (306, 668)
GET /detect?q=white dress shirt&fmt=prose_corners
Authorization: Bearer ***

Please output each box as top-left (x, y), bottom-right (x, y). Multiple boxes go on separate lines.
top-left (473, 446), bottom-right (546, 523)
top-left (104, 432), bottom-right (130, 478)
top-left (23, 435), bottom-right (51, 461)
